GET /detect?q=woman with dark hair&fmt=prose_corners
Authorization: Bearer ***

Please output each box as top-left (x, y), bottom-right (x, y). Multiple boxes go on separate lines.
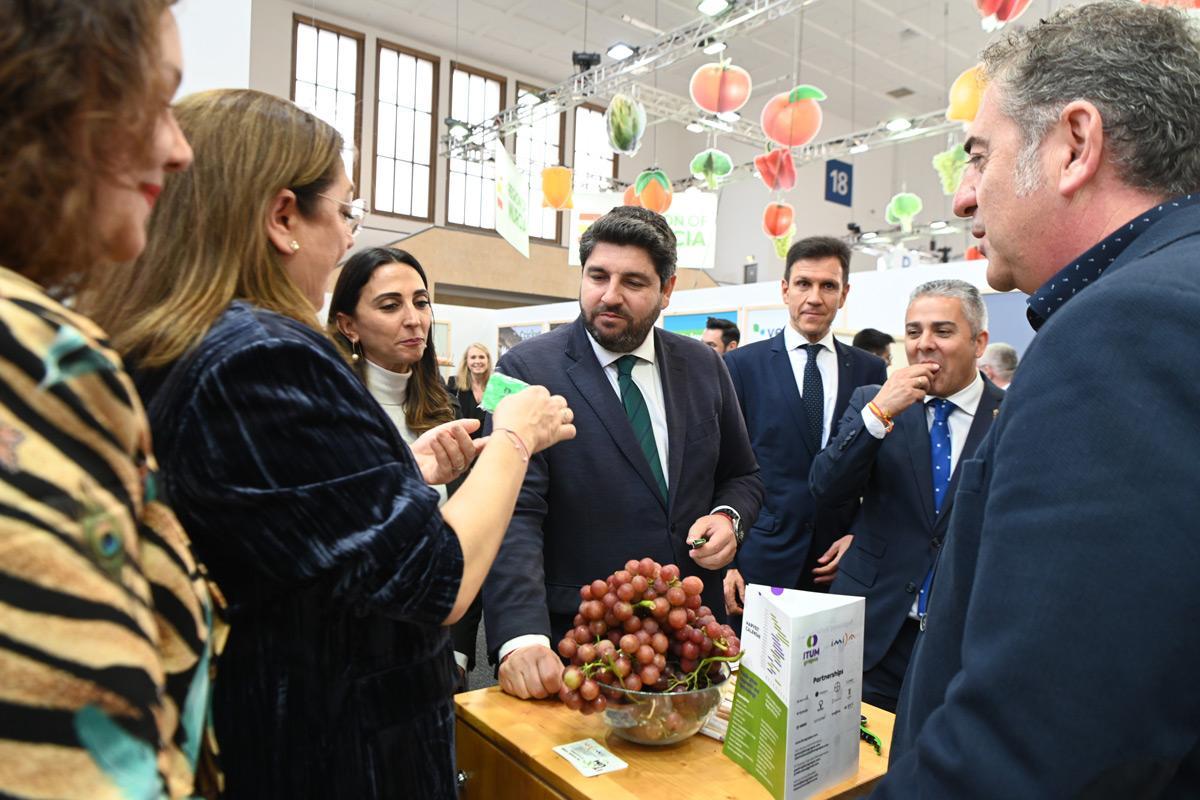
top-left (328, 247), bottom-right (460, 503)
top-left (86, 89), bottom-right (576, 799)
top-left (0, 2), bottom-right (220, 797)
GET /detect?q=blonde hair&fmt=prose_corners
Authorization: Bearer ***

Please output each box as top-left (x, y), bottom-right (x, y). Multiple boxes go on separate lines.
top-left (455, 342), bottom-right (493, 390)
top-left (84, 89), bottom-right (342, 367)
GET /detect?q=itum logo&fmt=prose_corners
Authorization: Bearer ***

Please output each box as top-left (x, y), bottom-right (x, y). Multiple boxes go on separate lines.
top-left (803, 634), bottom-right (820, 665)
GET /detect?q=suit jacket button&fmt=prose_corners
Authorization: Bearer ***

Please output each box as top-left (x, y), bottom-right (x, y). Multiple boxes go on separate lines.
top-left (931, 537), bottom-right (942, 549)
top-left (905, 582), bottom-right (916, 593)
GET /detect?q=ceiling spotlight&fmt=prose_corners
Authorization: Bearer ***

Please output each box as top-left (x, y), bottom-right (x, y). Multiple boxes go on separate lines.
top-left (716, 110), bottom-right (740, 122)
top-left (849, 142), bottom-right (869, 155)
top-left (697, 0), bottom-right (732, 17)
top-left (445, 117), bottom-right (468, 139)
top-left (861, 231), bottom-right (879, 240)
top-left (885, 117), bottom-right (913, 133)
top-left (930, 220), bottom-right (948, 230)
top-left (571, 50), bottom-right (602, 73)
top-left (702, 38), bottom-right (728, 55)
top-left (686, 122), bottom-right (705, 133)
top-left (606, 42), bottom-right (636, 61)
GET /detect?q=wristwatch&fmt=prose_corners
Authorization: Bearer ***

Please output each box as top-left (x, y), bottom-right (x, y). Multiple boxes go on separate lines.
top-left (711, 505), bottom-right (744, 545)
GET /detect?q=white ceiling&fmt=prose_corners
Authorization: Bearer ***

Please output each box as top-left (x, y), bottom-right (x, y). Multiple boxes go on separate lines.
top-left (312, 0), bottom-right (1068, 135)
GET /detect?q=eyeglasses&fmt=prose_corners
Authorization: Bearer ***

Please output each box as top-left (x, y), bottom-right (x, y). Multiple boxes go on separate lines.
top-left (318, 194), bottom-right (367, 237)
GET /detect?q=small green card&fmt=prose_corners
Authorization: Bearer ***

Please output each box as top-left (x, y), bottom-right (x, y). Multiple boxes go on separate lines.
top-left (479, 371), bottom-right (531, 413)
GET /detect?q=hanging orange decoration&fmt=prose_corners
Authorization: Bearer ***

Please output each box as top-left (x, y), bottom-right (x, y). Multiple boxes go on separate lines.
top-left (629, 169), bottom-right (673, 214)
top-left (623, 185), bottom-right (640, 207)
top-left (689, 59), bottom-right (753, 115)
top-left (760, 85), bottom-right (826, 148)
top-left (541, 166), bottom-right (573, 210)
top-left (946, 65), bottom-right (985, 123)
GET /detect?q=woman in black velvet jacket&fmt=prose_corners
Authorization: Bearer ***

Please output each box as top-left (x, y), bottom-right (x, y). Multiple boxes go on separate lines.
top-left (87, 89), bottom-right (575, 800)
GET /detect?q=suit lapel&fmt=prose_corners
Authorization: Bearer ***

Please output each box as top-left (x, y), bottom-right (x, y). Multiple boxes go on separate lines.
top-left (657, 329), bottom-right (688, 514)
top-left (832, 340), bottom-right (857, 425)
top-left (564, 320), bottom-right (668, 510)
top-left (934, 378), bottom-right (1004, 530)
top-left (769, 332), bottom-right (817, 456)
top-left (903, 402), bottom-right (937, 525)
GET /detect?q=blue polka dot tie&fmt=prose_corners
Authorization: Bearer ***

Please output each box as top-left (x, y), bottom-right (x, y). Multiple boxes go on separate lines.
top-left (929, 398), bottom-right (953, 514)
top-left (801, 343), bottom-right (825, 450)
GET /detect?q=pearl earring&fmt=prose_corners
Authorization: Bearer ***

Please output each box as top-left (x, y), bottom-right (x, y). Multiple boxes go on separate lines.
top-left (351, 340), bottom-right (362, 362)
top-left (289, 240), bottom-right (301, 252)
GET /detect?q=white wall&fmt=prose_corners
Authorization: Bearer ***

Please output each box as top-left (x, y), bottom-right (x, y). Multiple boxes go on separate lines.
top-left (174, 0), bottom-right (252, 97)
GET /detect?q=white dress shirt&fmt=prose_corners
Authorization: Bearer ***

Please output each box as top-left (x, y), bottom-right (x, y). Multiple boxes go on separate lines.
top-left (783, 324), bottom-right (840, 448)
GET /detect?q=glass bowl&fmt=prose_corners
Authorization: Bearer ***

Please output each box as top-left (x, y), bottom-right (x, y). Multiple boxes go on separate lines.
top-left (601, 665), bottom-right (729, 746)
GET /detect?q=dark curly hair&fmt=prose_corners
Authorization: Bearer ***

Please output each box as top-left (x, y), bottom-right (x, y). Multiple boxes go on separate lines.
top-left (0, 0), bottom-right (173, 284)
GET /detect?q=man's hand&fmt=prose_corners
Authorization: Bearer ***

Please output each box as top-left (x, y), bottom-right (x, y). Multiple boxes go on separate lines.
top-left (411, 418), bottom-right (486, 485)
top-left (871, 363), bottom-right (940, 420)
top-left (498, 645), bottom-right (563, 699)
top-left (723, 568), bottom-right (746, 616)
top-left (812, 534), bottom-right (854, 586)
top-left (686, 514), bottom-right (738, 570)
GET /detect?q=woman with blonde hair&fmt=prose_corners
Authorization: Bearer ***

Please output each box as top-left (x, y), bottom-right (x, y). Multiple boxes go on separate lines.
top-left (86, 88), bottom-right (575, 799)
top-left (0, 1), bottom-right (219, 797)
top-left (449, 342), bottom-right (494, 431)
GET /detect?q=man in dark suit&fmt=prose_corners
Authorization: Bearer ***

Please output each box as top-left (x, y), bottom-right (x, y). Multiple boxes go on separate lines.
top-left (811, 279), bottom-right (1001, 712)
top-left (484, 206), bottom-right (763, 700)
top-left (723, 237), bottom-right (886, 612)
top-left (872, 3), bottom-right (1200, 795)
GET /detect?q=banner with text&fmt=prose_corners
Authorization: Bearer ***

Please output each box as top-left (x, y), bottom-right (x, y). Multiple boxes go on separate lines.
top-left (568, 191), bottom-right (718, 269)
top-left (493, 141), bottom-right (529, 258)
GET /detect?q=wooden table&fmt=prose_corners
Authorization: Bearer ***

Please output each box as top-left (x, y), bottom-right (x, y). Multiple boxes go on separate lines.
top-left (455, 687), bottom-right (893, 800)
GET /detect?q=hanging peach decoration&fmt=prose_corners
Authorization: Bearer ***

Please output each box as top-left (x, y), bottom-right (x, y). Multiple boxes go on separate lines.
top-left (760, 85), bottom-right (826, 148)
top-left (541, 166), bottom-right (573, 210)
top-left (689, 59), bottom-right (753, 114)
top-left (630, 169), bottom-right (673, 214)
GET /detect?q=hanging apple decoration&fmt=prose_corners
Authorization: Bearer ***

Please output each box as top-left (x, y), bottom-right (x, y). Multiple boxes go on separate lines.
top-left (689, 59), bottom-right (753, 115)
top-left (689, 148), bottom-right (734, 190)
top-left (753, 148), bottom-right (796, 192)
top-left (886, 192), bottom-right (923, 233)
top-left (630, 168), bottom-right (673, 213)
top-left (946, 64), bottom-right (985, 123)
top-left (762, 201), bottom-right (794, 238)
top-left (541, 166), bottom-right (574, 210)
top-left (760, 85), bottom-right (826, 148)
top-left (605, 94), bottom-right (647, 155)
top-left (976, 0), bottom-right (1033, 31)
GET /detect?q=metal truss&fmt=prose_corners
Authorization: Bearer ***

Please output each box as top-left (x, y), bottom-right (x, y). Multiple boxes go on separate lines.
top-left (440, 0), bottom-right (817, 159)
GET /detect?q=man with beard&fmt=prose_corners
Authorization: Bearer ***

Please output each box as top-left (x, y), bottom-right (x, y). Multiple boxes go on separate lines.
top-left (871, 2), bottom-right (1200, 796)
top-left (483, 206), bottom-right (763, 700)
top-left (810, 279), bottom-right (1002, 713)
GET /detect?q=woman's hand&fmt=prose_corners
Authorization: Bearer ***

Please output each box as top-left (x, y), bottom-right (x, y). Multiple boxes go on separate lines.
top-left (492, 386), bottom-right (576, 455)
top-left (411, 418), bottom-right (485, 485)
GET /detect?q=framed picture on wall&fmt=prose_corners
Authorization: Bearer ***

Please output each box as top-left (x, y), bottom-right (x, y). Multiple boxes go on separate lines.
top-left (661, 309), bottom-right (738, 341)
top-left (548, 320), bottom-right (572, 331)
top-left (432, 321), bottom-right (452, 366)
top-left (497, 323), bottom-right (546, 357)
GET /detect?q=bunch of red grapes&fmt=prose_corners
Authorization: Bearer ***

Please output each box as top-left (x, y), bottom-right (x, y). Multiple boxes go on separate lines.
top-left (556, 557), bottom-right (741, 715)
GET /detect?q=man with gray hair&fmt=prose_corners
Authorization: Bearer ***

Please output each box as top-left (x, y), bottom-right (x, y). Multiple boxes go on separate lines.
top-left (977, 342), bottom-right (1018, 389)
top-left (809, 279), bottom-right (1002, 712)
top-left (873, 3), bottom-right (1200, 796)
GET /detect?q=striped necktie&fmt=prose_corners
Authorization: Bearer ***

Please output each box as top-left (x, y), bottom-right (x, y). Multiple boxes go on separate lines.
top-left (616, 355), bottom-right (667, 502)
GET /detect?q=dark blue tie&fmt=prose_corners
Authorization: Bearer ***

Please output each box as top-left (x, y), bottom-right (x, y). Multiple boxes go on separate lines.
top-left (801, 343), bottom-right (825, 449)
top-left (929, 398), bottom-right (953, 514)
top-left (616, 355), bottom-right (668, 502)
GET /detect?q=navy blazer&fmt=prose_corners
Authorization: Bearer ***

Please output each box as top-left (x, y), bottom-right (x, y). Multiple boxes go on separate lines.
top-left (483, 317), bottom-right (763, 653)
top-left (137, 303), bottom-right (463, 800)
top-left (724, 333), bottom-right (887, 589)
top-left (813, 378), bottom-right (1003, 671)
top-left (874, 201), bottom-right (1200, 798)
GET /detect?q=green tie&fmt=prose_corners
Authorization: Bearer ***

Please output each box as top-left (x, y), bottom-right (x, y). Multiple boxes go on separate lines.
top-left (616, 355), bottom-right (668, 502)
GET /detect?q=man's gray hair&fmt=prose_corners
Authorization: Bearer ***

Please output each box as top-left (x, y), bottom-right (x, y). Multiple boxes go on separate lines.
top-left (909, 279), bottom-right (988, 338)
top-left (981, 0), bottom-right (1200, 199)
top-left (979, 342), bottom-right (1019, 380)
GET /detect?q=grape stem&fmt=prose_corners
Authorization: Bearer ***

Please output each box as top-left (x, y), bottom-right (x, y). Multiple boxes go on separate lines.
top-left (666, 653), bottom-right (743, 692)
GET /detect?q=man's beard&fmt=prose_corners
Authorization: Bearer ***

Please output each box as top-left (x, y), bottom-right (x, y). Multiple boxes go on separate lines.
top-left (582, 301), bottom-right (660, 353)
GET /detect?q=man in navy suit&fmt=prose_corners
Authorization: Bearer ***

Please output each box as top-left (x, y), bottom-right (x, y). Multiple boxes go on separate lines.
top-left (723, 237), bottom-right (886, 612)
top-left (872, 3), bottom-right (1200, 795)
top-left (811, 279), bottom-right (1002, 712)
top-left (484, 207), bottom-right (763, 700)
